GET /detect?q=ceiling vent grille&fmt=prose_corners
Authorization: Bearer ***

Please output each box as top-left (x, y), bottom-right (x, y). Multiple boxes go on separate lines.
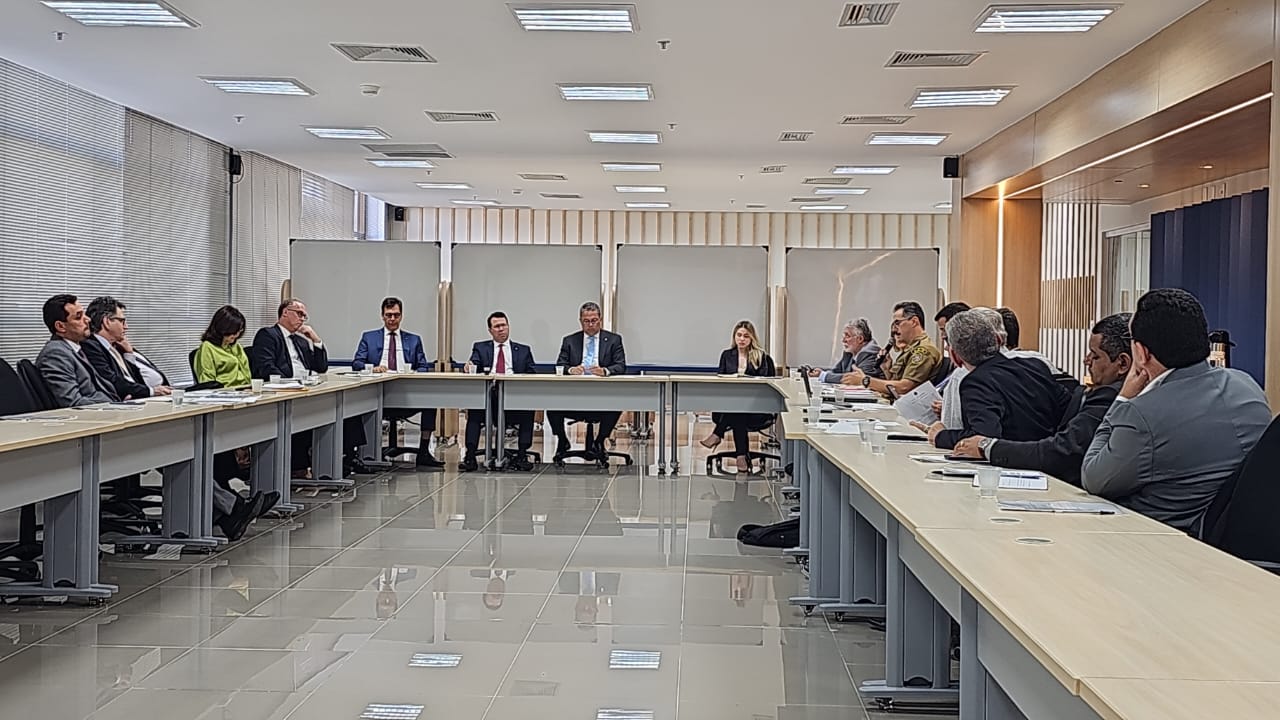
top-left (746, 203), bottom-right (768, 209)
top-left (426, 111), bottom-right (498, 123)
top-left (520, 173), bottom-right (568, 181)
top-left (778, 131), bottom-right (813, 142)
top-left (803, 177), bottom-right (852, 185)
top-left (331, 44), bottom-right (437, 63)
top-left (839, 2), bottom-right (899, 27)
top-left (840, 114), bottom-right (913, 125)
top-left (886, 51), bottom-right (985, 68)
top-left (362, 143), bottom-right (453, 159)
top-left (759, 165), bottom-right (786, 174)
top-left (540, 192), bottom-right (582, 199)
top-left (790, 197), bottom-right (829, 203)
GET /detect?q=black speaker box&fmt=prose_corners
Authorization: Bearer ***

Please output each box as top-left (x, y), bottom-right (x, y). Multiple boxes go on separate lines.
top-left (942, 156), bottom-right (960, 179)
top-left (393, 206), bottom-right (406, 222)
top-left (227, 151), bottom-right (242, 178)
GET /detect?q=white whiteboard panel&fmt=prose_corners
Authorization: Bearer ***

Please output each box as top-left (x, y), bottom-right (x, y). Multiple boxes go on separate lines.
top-left (290, 240), bottom-right (441, 361)
top-left (451, 245), bottom-right (601, 364)
top-left (786, 249), bottom-right (939, 367)
top-left (616, 246), bottom-right (768, 367)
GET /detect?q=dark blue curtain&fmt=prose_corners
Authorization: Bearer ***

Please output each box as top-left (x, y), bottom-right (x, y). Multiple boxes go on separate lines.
top-left (1150, 188), bottom-right (1268, 385)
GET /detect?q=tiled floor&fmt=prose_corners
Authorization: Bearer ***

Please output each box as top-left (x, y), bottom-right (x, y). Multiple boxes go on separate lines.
top-left (0, 436), bottom-right (959, 720)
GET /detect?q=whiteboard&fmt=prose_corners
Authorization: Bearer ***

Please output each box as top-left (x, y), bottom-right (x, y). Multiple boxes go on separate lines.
top-left (289, 240), bottom-right (441, 361)
top-left (451, 245), bottom-right (601, 364)
top-left (786, 249), bottom-right (939, 367)
top-left (616, 246), bottom-right (768, 367)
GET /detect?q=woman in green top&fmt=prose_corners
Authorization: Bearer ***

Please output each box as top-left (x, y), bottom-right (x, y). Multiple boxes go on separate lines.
top-left (194, 305), bottom-right (251, 387)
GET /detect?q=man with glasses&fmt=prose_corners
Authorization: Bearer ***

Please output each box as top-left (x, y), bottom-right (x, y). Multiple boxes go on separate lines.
top-left (841, 300), bottom-right (942, 399)
top-left (250, 298), bottom-right (327, 381)
top-left (82, 296), bottom-right (171, 400)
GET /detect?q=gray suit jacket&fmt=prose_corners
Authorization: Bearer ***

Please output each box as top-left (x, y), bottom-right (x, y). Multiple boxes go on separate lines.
top-left (35, 336), bottom-right (116, 408)
top-left (1082, 362), bottom-right (1271, 532)
top-left (820, 342), bottom-right (884, 382)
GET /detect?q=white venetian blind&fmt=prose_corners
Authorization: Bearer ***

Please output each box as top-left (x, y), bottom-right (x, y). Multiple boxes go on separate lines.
top-left (231, 152), bottom-right (298, 331)
top-left (122, 111), bottom-right (230, 383)
top-left (299, 170), bottom-right (356, 240)
top-left (0, 58), bottom-right (125, 360)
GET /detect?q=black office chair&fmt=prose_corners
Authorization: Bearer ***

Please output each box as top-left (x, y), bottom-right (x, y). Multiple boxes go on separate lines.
top-left (1200, 415), bottom-right (1280, 575)
top-left (0, 358), bottom-right (43, 582)
top-left (382, 414), bottom-right (424, 462)
top-left (706, 415), bottom-right (782, 476)
top-left (16, 359), bottom-right (56, 412)
top-left (929, 355), bottom-right (955, 387)
top-left (475, 424), bottom-right (542, 467)
top-left (556, 418), bottom-right (633, 470)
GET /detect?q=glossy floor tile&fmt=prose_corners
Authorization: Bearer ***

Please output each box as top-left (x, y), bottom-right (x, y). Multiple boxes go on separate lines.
top-left (0, 438), bottom-right (958, 720)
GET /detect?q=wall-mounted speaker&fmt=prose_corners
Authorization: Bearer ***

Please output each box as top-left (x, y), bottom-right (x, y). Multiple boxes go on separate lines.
top-left (227, 151), bottom-right (242, 178)
top-left (942, 156), bottom-right (960, 179)
top-left (393, 206), bottom-right (406, 222)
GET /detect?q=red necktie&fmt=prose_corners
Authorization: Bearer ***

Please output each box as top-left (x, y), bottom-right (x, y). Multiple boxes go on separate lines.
top-left (496, 344), bottom-right (507, 374)
top-left (388, 332), bottom-right (398, 371)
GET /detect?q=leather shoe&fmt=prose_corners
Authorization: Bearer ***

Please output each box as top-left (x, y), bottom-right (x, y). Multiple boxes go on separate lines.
top-left (348, 457), bottom-right (373, 475)
top-left (460, 456), bottom-right (479, 473)
top-left (416, 451), bottom-right (445, 468)
top-left (510, 456), bottom-right (534, 472)
top-left (218, 492), bottom-right (266, 542)
top-left (554, 438), bottom-right (571, 460)
top-left (257, 491), bottom-right (281, 518)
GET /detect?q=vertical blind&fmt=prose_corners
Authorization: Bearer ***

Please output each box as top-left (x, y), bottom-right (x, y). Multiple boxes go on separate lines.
top-left (232, 152), bottom-right (298, 331)
top-left (300, 171), bottom-right (355, 240)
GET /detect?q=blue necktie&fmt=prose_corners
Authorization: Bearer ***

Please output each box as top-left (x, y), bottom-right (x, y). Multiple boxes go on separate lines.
top-left (586, 335), bottom-right (598, 368)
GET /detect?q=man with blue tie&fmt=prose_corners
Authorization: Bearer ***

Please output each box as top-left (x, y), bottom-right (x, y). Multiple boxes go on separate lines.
top-left (461, 311), bottom-right (537, 472)
top-left (352, 297), bottom-right (443, 468)
top-left (547, 301), bottom-right (627, 461)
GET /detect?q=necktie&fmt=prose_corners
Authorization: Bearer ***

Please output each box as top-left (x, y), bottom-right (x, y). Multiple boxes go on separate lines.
top-left (388, 332), bottom-right (398, 371)
top-left (586, 335), bottom-right (597, 368)
top-left (496, 343), bottom-right (506, 374)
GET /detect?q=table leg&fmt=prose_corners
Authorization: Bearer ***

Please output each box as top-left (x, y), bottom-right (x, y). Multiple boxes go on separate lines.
top-left (494, 379), bottom-right (507, 470)
top-left (790, 446), bottom-right (838, 612)
top-left (24, 437), bottom-right (115, 599)
top-left (669, 383), bottom-right (680, 476)
top-left (656, 383), bottom-right (667, 476)
top-left (819, 472), bottom-right (885, 619)
top-left (783, 439), bottom-right (809, 559)
top-left (304, 394), bottom-right (355, 490)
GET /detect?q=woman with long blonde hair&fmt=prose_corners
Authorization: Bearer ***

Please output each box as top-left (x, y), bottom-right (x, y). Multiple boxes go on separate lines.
top-left (701, 320), bottom-right (777, 473)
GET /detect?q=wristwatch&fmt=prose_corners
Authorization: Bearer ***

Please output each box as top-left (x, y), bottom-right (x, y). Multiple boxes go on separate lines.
top-left (861, 375), bottom-right (871, 388)
top-left (978, 437), bottom-right (997, 459)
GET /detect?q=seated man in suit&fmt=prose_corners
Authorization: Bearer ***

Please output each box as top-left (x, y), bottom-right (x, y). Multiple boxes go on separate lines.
top-left (351, 297), bottom-right (442, 468)
top-left (547, 301), bottom-right (627, 461)
top-left (35, 294), bottom-right (117, 406)
top-left (952, 312), bottom-right (1131, 485)
top-left (807, 318), bottom-right (883, 382)
top-left (1083, 289), bottom-right (1271, 532)
top-left (82, 297), bottom-right (171, 400)
top-left (917, 309), bottom-right (1073, 451)
top-left (461, 311), bottom-right (537, 472)
top-left (840, 301), bottom-right (942, 399)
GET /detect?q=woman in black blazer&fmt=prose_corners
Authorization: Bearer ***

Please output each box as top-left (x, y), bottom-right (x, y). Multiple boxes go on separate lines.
top-left (700, 320), bottom-right (777, 473)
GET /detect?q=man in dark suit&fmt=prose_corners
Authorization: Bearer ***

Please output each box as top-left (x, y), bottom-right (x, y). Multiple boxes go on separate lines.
top-left (351, 297), bottom-right (442, 468)
top-left (461, 311), bottom-right (538, 472)
top-left (82, 297), bottom-right (172, 400)
top-left (547, 301), bottom-right (627, 461)
top-left (919, 309), bottom-right (1072, 451)
top-left (35, 294), bottom-right (117, 407)
top-left (952, 313), bottom-right (1132, 485)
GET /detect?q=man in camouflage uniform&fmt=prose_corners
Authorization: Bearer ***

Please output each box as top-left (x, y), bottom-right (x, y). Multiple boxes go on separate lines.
top-left (841, 301), bottom-right (941, 399)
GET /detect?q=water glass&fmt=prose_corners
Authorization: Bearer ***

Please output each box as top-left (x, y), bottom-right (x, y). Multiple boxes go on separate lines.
top-left (171, 388), bottom-right (185, 406)
top-left (859, 420), bottom-right (875, 443)
top-left (555, 366), bottom-right (566, 376)
top-left (869, 428), bottom-right (888, 455)
top-left (360, 365), bottom-right (372, 376)
top-left (978, 466), bottom-right (1001, 498)
top-left (834, 388), bottom-right (847, 403)
top-left (250, 379), bottom-right (264, 393)
top-left (269, 374), bottom-right (281, 384)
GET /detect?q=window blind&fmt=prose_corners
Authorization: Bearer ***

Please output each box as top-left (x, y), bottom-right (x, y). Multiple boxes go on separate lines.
top-left (231, 152), bottom-right (298, 331)
top-left (300, 170), bottom-right (356, 240)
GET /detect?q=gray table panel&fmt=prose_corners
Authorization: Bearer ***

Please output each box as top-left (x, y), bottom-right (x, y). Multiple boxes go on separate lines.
top-left (849, 478), bottom-right (890, 536)
top-left (672, 382), bottom-right (786, 414)
top-left (341, 385), bottom-right (381, 416)
top-left (504, 380), bottom-right (663, 412)
top-left (291, 395), bottom-right (339, 432)
top-left (210, 403), bottom-right (280, 452)
top-left (899, 530), bottom-right (961, 620)
top-left (975, 599), bottom-right (1098, 720)
top-left (0, 439), bottom-right (84, 510)
top-left (99, 418), bottom-right (198, 479)
top-left (383, 377), bottom-right (491, 409)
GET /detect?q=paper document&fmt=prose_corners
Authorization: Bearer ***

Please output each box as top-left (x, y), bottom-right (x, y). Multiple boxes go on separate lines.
top-left (971, 472), bottom-right (1049, 491)
top-left (892, 381), bottom-right (941, 426)
top-left (824, 420), bottom-right (863, 435)
top-left (263, 382), bottom-right (306, 391)
top-left (909, 454), bottom-right (955, 464)
top-left (997, 500), bottom-right (1120, 514)
top-left (1, 413), bottom-right (75, 422)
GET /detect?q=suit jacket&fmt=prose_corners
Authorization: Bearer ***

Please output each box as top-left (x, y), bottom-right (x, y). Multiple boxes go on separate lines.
top-left (556, 330), bottom-right (626, 376)
top-left (249, 325), bottom-right (329, 380)
top-left (352, 328), bottom-right (432, 372)
top-left (470, 340), bottom-right (536, 374)
top-left (822, 343), bottom-right (885, 381)
top-left (123, 348), bottom-right (170, 386)
top-left (82, 334), bottom-right (151, 399)
top-left (35, 336), bottom-right (118, 407)
top-left (1083, 362), bottom-right (1271, 532)
top-left (716, 348), bottom-right (777, 377)
top-left (988, 382), bottom-right (1118, 486)
top-left (934, 353), bottom-right (1073, 450)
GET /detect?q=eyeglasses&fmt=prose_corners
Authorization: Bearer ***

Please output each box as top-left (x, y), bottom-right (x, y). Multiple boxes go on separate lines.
top-left (383, 312), bottom-right (402, 319)
top-left (287, 308), bottom-right (308, 320)
top-left (109, 315), bottom-right (127, 323)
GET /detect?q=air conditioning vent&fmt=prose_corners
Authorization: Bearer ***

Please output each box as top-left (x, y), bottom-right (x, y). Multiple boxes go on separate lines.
top-left (520, 173), bottom-right (568, 181)
top-left (539, 192), bottom-right (582, 199)
top-left (840, 114), bottom-right (913, 125)
top-left (425, 110), bottom-right (499, 123)
top-left (886, 51), bottom-right (985, 68)
top-left (362, 143), bottom-right (453, 159)
top-left (778, 131), bottom-right (813, 142)
top-left (790, 197), bottom-right (829, 203)
top-left (839, 2), bottom-right (899, 27)
top-left (331, 43), bottom-right (437, 63)
top-left (759, 165), bottom-right (786, 174)
top-left (746, 203), bottom-right (768, 209)
top-left (803, 177), bottom-right (851, 185)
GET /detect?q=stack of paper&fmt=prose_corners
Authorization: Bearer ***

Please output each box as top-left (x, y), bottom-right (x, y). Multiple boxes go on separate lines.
top-left (971, 472), bottom-right (1049, 491)
top-left (892, 381), bottom-right (941, 425)
top-left (997, 499), bottom-right (1120, 514)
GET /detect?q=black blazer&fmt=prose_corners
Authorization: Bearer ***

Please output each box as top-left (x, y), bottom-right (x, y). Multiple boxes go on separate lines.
top-left (988, 382), bottom-right (1119, 486)
top-left (934, 353), bottom-right (1074, 450)
top-left (470, 340), bottom-right (537, 374)
top-left (81, 335), bottom-right (151, 399)
top-left (250, 325), bottom-right (329, 380)
top-left (716, 348), bottom-right (777, 377)
top-left (556, 330), bottom-right (626, 376)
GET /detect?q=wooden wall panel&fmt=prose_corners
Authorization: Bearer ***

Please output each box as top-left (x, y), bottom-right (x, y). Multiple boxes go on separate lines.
top-left (1002, 199), bottom-right (1044, 349)
top-left (955, 198), bottom-right (1000, 308)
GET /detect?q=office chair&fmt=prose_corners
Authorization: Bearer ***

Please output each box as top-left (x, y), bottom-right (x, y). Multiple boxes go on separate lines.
top-left (0, 358), bottom-right (43, 582)
top-left (1200, 415), bottom-right (1280, 575)
top-left (929, 356), bottom-right (955, 387)
top-left (382, 414), bottom-right (426, 462)
top-left (555, 418), bottom-right (632, 470)
top-left (706, 415), bottom-right (781, 476)
top-left (475, 423), bottom-right (542, 467)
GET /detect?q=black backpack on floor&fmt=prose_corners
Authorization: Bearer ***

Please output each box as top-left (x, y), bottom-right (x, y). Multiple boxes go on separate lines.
top-left (737, 518), bottom-right (800, 548)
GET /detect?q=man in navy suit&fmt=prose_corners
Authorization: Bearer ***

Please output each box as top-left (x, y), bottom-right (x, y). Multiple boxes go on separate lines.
top-left (461, 311), bottom-right (537, 472)
top-left (547, 301), bottom-right (627, 461)
top-left (352, 297), bottom-right (443, 468)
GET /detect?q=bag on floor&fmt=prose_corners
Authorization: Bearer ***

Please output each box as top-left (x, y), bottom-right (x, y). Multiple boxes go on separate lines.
top-left (737, 518), bottom-right (799, 548)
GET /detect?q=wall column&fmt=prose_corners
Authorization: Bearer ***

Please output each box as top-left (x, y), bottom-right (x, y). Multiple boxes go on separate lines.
top-left (1265, 0), bottom-right (1280, 404)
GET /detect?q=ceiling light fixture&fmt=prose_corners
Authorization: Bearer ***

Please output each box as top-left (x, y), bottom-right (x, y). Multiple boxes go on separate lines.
top-left (304, 126), bottom-right (390, 140)
top-left (975, 4), bottom-right (1118, 33)
top-left (451, 199), bottom-right (501, 206)
top-left (832, 165), bottom-right (897, 175)
top-left (934, 202), bottom-right (953, 210)
top-left (910, 87), bottom-right (1013, 108)
top-left (367, 158), bottom-right (434, 168)
top-left (867, 132), bottom-right (949, 145)
top-left (511, 4), bottom-right (637, 32)
top-left (615, 185), bottom-right (666, 193)
top-left (609, 650), bottom-right (662, 669)
top-left (359, 704), bottom-right (424, 720)
top-left (800, 205), bottom-right (848, 211)
top-left (1200, 164), bottom-right (1214, 170)
top-left (588, 131), bottom-right (661, 144)
top-left (602, 162), bottom-right (661, 172)
top-left (200, 77), bottom-right (314, 96)
top-left (625, 202), bottom-right (670, 209)
top-left (558, 83), bottom-right (653, 101)
top-left (408, 653), bottom-right (462, 668)
top-left (41, 0), bottom-right (198, 27)
top-left (814, 188), bottom-right (869, 195)
top-left (417, 182), bottom-right (473, 190)
top-left (1138, 183), bottom-right (1151, 188)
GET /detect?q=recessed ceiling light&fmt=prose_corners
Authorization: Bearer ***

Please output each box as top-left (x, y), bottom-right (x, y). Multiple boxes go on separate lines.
top-left (867, 132), bottom-right (949, 146)
top-left (975, 4), bottom-right (1118, 33)
top-left (1138, 183), bottom-right (1151, 188)
top-left (588, 131), bottom-right (661, 144)
top-left (417, 182), bottom-right (473, 190)
top-left (934, 201), bottom-right (953, 209)
top-left (599, 162), bottom-right (660, 171)
top-left (359, 704), bottom-right (424, 720)
top-left (558, 83), bottom-right (653, 101)
top-left (609, 650), bottom-right (662, 669)
top-left (304, 126), bottom-right (390, 140)
top-left (1200, 164), bottom-right (1214, 170)
top-left (814, 188), bottom-right (869, 195)
top-left (200, 77), bottom-right (314, 96)
top-left (910, 87), bottom-right (1013, 108)
top-left (1113, 178), bottom-right (1124, 183)
top-left (41, 0), bottom-right (198, 27)
top-left (511, 4), bottom-right (637, 32)
top-left (367, 158), bottom-right (434, 168)
top-left (596, 710), bottom-right (655, 720)
top-left (615, 185), bottom-right (665, 193)
top-left (625, 202), bottom-right (670, 209)
top-left (832, 165), bottom-right (897, 175)
top-left (451, 199), bottom-right (500, 206)
top-left (409, 653), bottom-right (462, 668)
top-left (800, 205), bottom-right (848, 211)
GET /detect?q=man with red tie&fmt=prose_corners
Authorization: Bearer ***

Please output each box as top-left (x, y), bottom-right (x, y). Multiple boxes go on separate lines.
top-left (462, 311), bottom-right (537, 472)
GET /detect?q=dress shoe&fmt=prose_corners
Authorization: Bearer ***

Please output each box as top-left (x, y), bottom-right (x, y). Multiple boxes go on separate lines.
top-left (510, 455), bottom-right (535, 472)
top-left (218, 492), bottom-right (267, 542)
top-left (460, 455), bottom-right (479, 473)
top-left (416, 451), bottom-right (445, 468)
top-left (554, 438), bottom-right (571, 460)
top-left (257, 491), bottom-right (281, 517)
top-left (348, 457), bottom-right (373, 475)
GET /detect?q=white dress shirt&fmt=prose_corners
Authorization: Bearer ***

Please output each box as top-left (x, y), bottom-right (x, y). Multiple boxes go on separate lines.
top-left (491, 341), bottom-right (514, 375)
top-left (124, 349), bottom-right (165, 388)
top-left (94, 334), bottom-right (132, 375)
top-left (380, 329), bottom-right (406, 372)
top-left (278, 324), bottom-right (310, 378)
